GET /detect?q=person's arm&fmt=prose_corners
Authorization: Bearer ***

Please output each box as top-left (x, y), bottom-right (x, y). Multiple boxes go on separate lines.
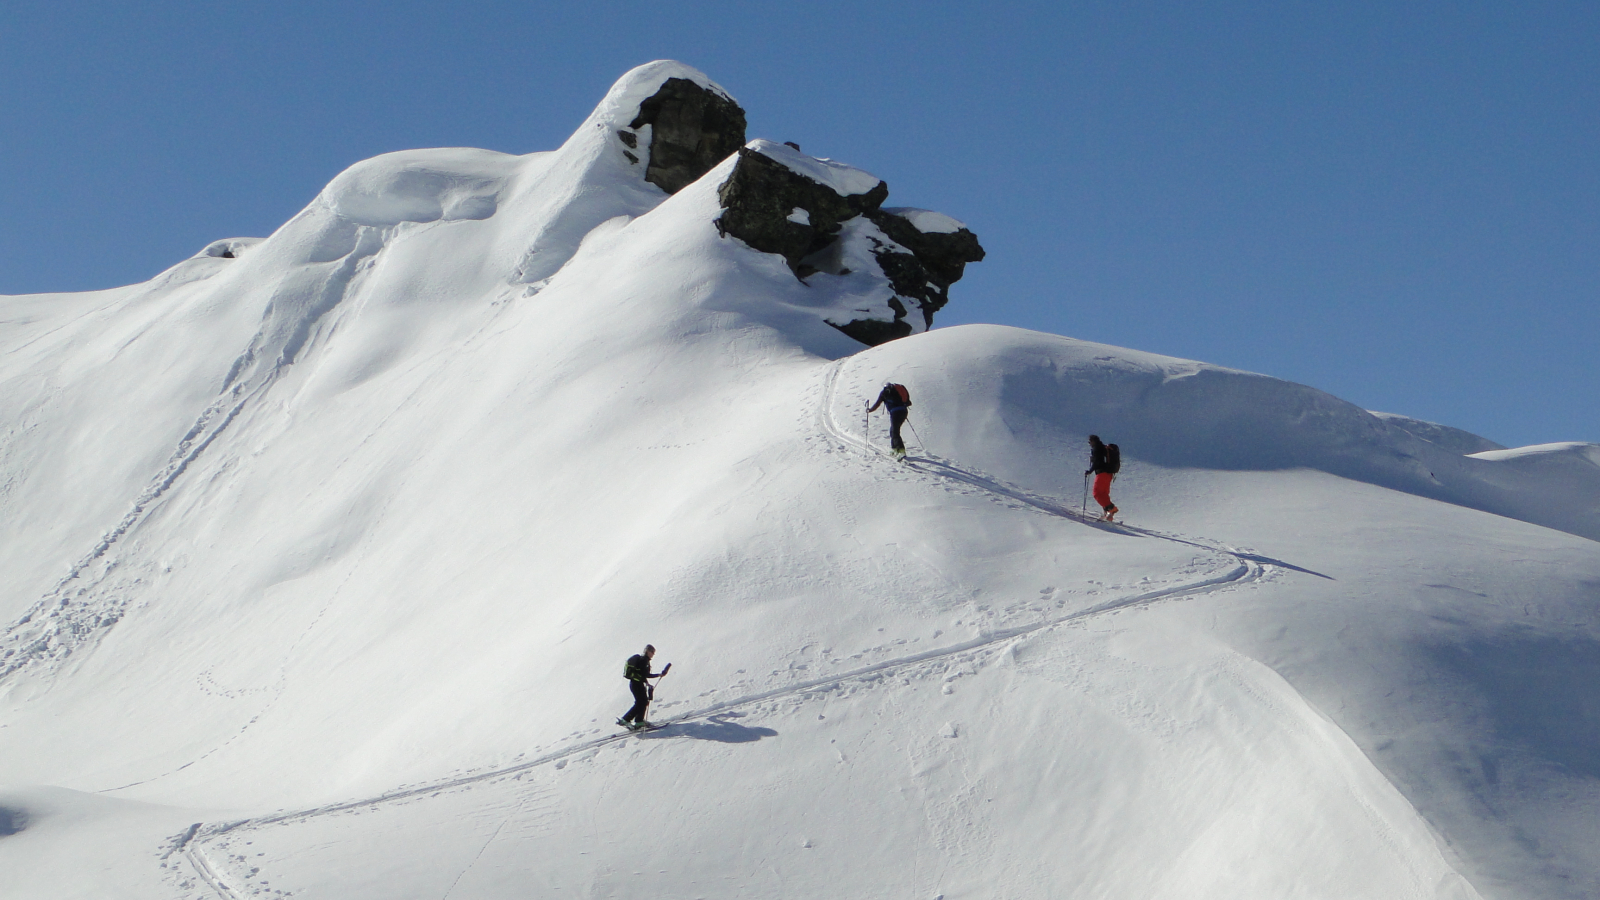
top-left (652, 662), bottom-right (672, 679)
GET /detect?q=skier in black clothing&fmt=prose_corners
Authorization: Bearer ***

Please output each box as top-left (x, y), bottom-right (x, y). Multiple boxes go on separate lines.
top-left (617, 644), bottom-right (670, 730)
top-left (1085, 435), bottom-right (1120, 521)
top-left (867, 383), bottom-right (913, 457)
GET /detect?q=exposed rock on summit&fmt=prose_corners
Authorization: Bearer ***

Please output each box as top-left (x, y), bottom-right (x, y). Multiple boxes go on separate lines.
top-left (715, 145), bottom-right (889, 275)
top-left (620, 78), bottom-right (747, 194)
top-left (859, 207), bottom-right (986, 335)
top-left (714, 140), bottom-right (985, 346)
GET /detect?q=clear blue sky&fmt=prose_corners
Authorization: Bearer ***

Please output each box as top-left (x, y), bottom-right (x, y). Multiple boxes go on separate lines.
top-left (3, 1), bottom-right (1595, 446)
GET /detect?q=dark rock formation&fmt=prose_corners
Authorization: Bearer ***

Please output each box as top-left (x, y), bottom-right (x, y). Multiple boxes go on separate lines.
top-left (621, 78), bottom-right (747, 194)
top-left (715, 146), bottom-right (888, 277)
top-left (867, 210), bottom-right (986, 287)
top-left (859, 209), bottom-right (986, 329)
top-left (833, 305), bottom-right (914, 346)
top-left (713, 143), bottom-right (984, 345)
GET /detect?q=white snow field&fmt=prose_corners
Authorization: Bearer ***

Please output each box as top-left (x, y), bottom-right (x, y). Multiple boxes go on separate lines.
top-left (2, 61), bottom-right (1597, 900)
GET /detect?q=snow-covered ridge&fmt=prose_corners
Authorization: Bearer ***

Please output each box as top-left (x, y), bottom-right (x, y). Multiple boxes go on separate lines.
top-left (836, 324), bottom-right (1600, 542)
top-left (319, 147), bottom-right (513, 226)
top-left (1470, 440), bottom-right (1600, 463)
top-left (1371, 410), bottom-right (1507, 455)
top-left (144, 61), bottom-right (982, 351)
top-left (581, 59), bottom-right (735, 134)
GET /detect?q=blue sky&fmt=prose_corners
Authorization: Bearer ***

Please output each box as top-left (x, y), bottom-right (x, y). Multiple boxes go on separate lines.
top-left (3, 1), bottom-right (1595, 446)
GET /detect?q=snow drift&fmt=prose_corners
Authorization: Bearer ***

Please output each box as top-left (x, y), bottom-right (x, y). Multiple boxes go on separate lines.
top-left (1, 61), bottom-right (1597, 900)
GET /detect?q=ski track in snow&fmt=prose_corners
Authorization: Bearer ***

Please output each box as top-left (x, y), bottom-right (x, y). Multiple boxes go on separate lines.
top-left (0, 228), bottom-right (540, 692)
top-left (166, 357), bottom-right (1314, 900)
top-left (0, 387), bottom-right (253, 683)
top-left (174, 557), bottom-right (1267, 899)
top-left (0, 230), bottom-right (392, 686)
top-left (815, 355), bottom-right (1273, 558)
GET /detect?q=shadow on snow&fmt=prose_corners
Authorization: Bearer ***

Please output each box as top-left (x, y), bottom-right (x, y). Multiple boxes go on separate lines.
top-left (645, 712), bottom-right (778, 744)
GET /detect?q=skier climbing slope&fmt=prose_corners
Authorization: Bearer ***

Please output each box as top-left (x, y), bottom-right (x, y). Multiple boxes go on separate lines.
top-left (867, 382), bottom-right (913, 457)
top-left (1086, 435), bottom-right (1120, 522)
top-left (618, 645), bottom-right (670, 730)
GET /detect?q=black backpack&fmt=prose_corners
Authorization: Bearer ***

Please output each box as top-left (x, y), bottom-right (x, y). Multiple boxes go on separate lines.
top-left (1107, 443), bottom-right (1121, 474)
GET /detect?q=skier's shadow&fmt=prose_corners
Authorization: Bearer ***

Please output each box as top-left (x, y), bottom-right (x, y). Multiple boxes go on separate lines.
top-left (904, 455), bottom-right (1336, 578)
top-left (647, 712), bottom-right (777, 744)
top-left (906, 457), bottom-right (1139, 536)
top-left (1228, 551), bottom-right (1334, 580)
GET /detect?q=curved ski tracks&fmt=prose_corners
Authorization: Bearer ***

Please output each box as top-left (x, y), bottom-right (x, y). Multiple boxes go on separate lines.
top-left (815, 355), bottom-right (1255, 555)
top-left (173, 357), bottom-right (1296, 898)
top-left (176, 556), bottom-right (1265, 898)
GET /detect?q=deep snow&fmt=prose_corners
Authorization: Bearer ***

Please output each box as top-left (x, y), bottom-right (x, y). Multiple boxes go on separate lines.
top-left (1, 61), bottom-right (1597, 900)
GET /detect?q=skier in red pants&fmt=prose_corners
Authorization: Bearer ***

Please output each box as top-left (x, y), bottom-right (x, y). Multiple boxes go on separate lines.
top-left (1085, 435), bottom-right (1120, 521)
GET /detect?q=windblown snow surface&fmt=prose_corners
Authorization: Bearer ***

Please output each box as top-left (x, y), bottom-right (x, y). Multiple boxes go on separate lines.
top-left (2, 62), bottom-right (1598, 900)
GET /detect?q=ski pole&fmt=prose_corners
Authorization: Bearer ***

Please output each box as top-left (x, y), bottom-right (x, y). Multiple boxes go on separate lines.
top-left (648, 662), bottom-right (671, 703)
top-left (906, 419), bottom-right (924, 451)
top-left (1082, 472), bottom-right (1089, 520)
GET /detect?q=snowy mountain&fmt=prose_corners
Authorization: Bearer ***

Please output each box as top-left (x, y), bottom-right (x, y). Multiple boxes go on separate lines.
top-left (2, 61), bottom-right (1597, 900)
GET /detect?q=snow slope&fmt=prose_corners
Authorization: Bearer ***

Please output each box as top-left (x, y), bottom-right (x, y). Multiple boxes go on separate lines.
top-left (1, 61), bottom-right (1596, 900)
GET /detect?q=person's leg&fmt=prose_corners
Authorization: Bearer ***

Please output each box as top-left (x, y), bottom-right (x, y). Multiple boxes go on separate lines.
top-left (1093, 473), bottom-right (1114, 515)
top-left (622, 681), bottom-right (649, 723)
top-left (889, 409), bottom-right (907, 452)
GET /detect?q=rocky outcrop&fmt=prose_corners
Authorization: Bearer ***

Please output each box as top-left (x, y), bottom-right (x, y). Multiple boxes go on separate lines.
top-left (199, 238), bottom-right (264, 260)
top-left (860, 208), bottom-right (986, 332)
top-left (867, 209), bottom-right (986, 289)
top-left (619, 78), bottom-right (747, 195)
top-left (713, 140), bottom-right (984, 346)
top-left (714, 146), bottom-right (888, 275)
